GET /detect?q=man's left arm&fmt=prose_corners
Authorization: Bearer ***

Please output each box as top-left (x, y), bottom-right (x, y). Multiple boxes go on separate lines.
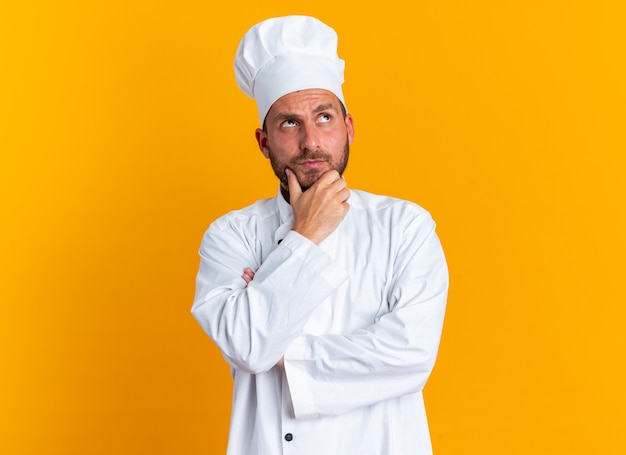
top-left (282, 215), bottom-right (448, 419)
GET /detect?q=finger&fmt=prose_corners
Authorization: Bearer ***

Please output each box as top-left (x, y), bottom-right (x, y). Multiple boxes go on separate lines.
top-left (285, 168), bottom-right (302, 201)
top-left (326, 173), bottom-right (348, 195)
top-left (242, 267), bottom-right (255, 284)
top-left (332, 175), bottom-right (348, 190)
top-left (336, 186), bottom-right (350, 203)
top-left (318, 169), bottom-right (341, 184)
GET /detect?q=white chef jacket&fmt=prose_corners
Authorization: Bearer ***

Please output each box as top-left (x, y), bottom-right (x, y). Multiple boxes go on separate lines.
top-left (192, 189), bottom-right (448, 455)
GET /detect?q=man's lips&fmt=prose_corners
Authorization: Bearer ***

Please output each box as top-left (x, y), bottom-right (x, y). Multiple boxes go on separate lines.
top-left (298, 159), bottom-right (327, 170)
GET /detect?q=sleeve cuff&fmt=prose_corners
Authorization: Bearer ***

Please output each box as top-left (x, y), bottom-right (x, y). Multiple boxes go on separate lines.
top-left (283, 335), bottom-right (319, 419)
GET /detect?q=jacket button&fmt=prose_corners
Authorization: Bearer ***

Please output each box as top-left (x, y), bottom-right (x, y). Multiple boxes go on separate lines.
top-left (284, 433), bottom-right (293, 442)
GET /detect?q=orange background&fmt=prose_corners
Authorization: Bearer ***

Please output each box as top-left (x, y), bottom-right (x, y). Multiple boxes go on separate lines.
top-left (2, 1), bottom-right (625, 454)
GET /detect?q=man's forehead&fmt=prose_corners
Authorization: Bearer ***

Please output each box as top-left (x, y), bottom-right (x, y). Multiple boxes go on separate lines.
top-left (267, 89), bottom-right (341, 117)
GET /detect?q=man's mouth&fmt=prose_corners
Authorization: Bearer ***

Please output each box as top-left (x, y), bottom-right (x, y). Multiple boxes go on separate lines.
top-left (299, 159), bottom-right (327, 170)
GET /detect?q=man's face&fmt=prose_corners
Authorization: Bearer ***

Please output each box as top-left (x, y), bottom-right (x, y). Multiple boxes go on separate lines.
top-left (255, 89), bottom-right (355, 192)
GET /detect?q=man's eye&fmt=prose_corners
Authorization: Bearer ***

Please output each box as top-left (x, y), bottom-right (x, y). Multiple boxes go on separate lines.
top-left (282, 119), bottom-right (297, 127)
top-left (318, 114), bottom-right (331, 123)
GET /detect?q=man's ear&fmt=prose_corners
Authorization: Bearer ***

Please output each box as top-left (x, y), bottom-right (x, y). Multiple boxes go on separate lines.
top-left (345, 114), bottom-right (355, 145)
top-left (255, 128), bottom-right (270, 158)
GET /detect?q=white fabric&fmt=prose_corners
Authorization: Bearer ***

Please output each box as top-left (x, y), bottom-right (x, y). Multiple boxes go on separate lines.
top-left (192, 189), bottom-right (448, 455)
top-left (234, 16), bottom-right (346, 124)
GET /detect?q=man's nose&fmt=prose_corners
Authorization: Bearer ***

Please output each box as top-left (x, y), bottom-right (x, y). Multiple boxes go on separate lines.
top-left (299, 123), bottom-right (320, 150)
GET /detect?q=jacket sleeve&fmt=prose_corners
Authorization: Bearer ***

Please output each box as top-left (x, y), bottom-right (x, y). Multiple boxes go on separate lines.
top-left (191, 220), bottom-right (349, 374)
top-left (283, 214), bottom-right (448, 418)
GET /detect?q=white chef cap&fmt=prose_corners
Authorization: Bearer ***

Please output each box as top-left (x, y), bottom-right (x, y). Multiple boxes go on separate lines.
top-left (234, 15), bottom-right (346, 125)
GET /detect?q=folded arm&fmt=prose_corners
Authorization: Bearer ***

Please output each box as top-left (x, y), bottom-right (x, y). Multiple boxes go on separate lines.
top-left (283, 216), bottom-right (448, 418)
top-left (191, 224), bottom-right (348, 374)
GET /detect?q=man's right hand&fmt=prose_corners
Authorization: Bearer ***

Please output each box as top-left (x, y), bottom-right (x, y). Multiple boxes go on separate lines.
top-left (286, 168), bottom-right (350, 245)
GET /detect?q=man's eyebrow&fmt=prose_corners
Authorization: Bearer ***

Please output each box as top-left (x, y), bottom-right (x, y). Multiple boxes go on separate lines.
top-left (271, 112), bottom-right (300, 126)
top-left (313, 103), bottom-right (337, 113)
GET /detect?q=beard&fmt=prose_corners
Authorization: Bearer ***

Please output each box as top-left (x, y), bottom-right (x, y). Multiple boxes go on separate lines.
top-left (267, 136), bottom-right (350, 192)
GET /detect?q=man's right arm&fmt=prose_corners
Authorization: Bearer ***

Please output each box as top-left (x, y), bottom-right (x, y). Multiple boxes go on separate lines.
top-left (192, 169), bottom-right (351, 373)
top-left (191, 215), bottom-right (348, 374)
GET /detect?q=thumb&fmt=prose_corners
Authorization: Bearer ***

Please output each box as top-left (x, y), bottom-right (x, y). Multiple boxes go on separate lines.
top-left (285, 168), bottom-right (302, 203)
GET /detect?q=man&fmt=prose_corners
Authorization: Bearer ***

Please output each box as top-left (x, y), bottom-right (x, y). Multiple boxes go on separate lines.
top-left (192, 15), bottom-right (448, 454)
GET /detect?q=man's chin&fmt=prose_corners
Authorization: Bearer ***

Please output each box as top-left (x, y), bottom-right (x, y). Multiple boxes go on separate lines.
top-left (278, 171), bottom-right (310, 189)
top-left (296, 172), bottom-right (325, 192)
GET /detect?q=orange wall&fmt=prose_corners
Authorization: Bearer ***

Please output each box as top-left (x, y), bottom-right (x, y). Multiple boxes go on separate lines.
top-left (2, 1), bottom-right (625, 454)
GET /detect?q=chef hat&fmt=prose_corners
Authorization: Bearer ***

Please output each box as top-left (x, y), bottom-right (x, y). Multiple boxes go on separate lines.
top-left (234, 15), bottom-right (346, 124)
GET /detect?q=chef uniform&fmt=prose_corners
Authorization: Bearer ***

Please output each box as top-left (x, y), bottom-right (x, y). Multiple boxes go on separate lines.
top-left (192, 16), bottom-right (448, 455)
